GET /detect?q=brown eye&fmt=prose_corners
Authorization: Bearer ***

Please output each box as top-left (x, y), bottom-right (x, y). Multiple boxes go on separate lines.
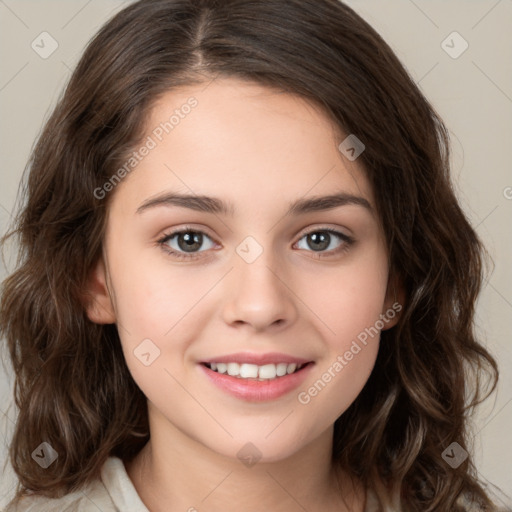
top-left (295, 229), bottom-right (354, 256)
top-left (174, 231), bottom-right (203, 252)
top-left (304, 231), bottom-right (331, 251)
top-left (158, 228), bottom-right (217, 259)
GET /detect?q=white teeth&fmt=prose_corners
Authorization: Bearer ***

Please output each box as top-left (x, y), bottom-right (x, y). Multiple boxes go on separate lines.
top-left (276, 363), bottom-right (288, 376)
top-left (206, 361), bottom-right (305, 380)
top-left (258, 364), bottom-right (277, 379)
top-left (239, 364), bottom-right (259, 378)
top-left (227, 362), bottom-right (240, 376)
top-left (287, 363), bottom-right (297, 374)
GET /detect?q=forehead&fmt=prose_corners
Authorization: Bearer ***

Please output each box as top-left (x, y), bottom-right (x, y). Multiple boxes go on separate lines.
top-left (110, 77), bottom-right (374, 216)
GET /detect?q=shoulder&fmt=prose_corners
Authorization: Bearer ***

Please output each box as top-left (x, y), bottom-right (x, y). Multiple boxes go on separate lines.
top-left (363, 486), bottom-right (512, 512)
top-left (3, 457), bottom-right (147, 512)
top-left (3, 480), bottom-right (115, 512)
top-left (364, 487), bottom-right (381, 512)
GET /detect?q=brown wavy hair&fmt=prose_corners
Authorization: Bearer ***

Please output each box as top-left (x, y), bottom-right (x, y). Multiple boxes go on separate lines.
top-left (1, 0), bottom-right (507, 510)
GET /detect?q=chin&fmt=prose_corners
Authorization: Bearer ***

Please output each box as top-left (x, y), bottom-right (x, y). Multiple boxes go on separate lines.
top-left (205, 431), bottom-right (311, 466)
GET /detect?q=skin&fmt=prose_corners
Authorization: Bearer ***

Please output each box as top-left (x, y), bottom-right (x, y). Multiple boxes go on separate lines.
top-left (85, 77), bottom-right (401, 512)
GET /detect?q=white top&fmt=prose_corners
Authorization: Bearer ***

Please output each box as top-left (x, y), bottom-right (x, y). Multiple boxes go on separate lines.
top-left (5, 456), bottom-right (383, 511)
top-left (5, 457), bottom-right (148, 512)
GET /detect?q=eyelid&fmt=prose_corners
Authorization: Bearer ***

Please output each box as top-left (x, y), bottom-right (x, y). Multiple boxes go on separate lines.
top-left (295, 223), bottom-right (352, 240)
top-left (157, 225), bottom-right (219, 251)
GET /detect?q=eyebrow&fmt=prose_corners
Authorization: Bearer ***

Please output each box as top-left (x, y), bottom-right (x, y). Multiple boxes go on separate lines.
top-left (136, 191), bottom-right (372, 216)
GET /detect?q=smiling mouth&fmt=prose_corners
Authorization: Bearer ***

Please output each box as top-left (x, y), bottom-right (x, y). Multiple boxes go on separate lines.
top-left (201, 362), bottom-right (311, 381)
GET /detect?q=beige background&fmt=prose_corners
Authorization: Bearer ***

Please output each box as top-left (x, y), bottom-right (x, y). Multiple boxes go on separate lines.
top-left (1, 0), bottom-right (511, 507)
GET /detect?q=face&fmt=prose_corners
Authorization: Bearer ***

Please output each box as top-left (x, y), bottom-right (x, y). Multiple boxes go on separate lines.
top-left (86, 77), bottom-right (398, 463)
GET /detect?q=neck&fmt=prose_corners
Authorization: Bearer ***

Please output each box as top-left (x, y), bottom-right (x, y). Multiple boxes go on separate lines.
top-left (125, 409), bottom-right (366, 512)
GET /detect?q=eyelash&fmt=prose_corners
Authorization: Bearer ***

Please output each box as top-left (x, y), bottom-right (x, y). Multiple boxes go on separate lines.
top-left (157, 225), bottom-right (355, 261)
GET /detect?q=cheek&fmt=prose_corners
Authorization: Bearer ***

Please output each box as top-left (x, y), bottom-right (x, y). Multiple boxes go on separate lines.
top-left (303, 246), bottom-right (389, 350)
top-left (292, 248), bottom-right (387, 418)
top-left (107, 233), bottom-right (216, 335)
top-left (296, 343), bottom-right (379, 437)
top-left (106, 248), bottom-right (222, 387)
top-left (296, 281), bottom-right (384, 430)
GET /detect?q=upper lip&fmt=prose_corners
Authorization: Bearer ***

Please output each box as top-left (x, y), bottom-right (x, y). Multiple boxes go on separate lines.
top-left (200, 352), bottom-right (313, 366)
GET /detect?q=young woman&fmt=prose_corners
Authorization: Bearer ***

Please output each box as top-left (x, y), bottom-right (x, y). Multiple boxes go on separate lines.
top-left (1, 0), bottom-right (509, 510)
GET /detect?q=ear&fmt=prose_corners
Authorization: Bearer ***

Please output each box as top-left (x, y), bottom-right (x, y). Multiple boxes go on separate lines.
top-left (82, 256), bottom-right (116, 324)
top-left (381, 270), bottom-right (405, 330)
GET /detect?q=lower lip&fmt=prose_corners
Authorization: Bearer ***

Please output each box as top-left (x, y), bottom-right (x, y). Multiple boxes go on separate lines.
top-left (199, 363), bottom-right (314, 402)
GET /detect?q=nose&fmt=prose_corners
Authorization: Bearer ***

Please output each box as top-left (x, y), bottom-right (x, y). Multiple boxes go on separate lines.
top-left (221, 248), bottom-right (298, 332)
